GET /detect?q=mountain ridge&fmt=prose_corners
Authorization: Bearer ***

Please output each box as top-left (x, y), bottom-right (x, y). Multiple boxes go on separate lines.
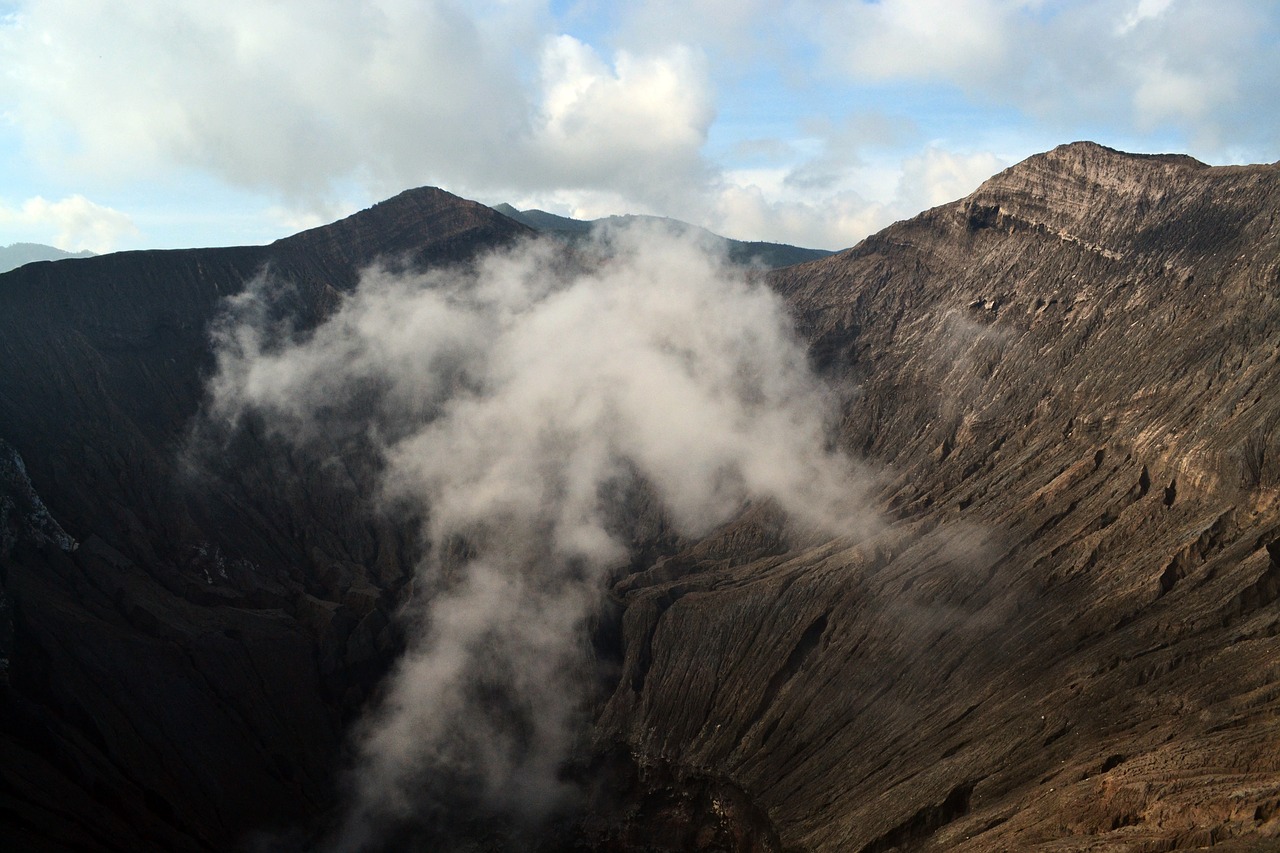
top-left (491, 202), bottom-right (835, 269)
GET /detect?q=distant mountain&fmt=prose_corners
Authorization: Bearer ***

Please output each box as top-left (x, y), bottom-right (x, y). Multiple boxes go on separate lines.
top-left (492, 203), bottom-right (834, 269)
top-left (0, 243), bottom-right (95, 273)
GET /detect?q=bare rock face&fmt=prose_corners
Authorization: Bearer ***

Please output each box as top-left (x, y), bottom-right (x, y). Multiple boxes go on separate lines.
top-left (598, 142), bottom-right (1280, 851)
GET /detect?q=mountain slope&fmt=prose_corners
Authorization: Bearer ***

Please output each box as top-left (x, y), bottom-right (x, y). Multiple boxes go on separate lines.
top-left (0, 188), bottom-right (531, 851)
top-left (492, 203), bottom-right (835, 269)
top-left (597, 142), bottom-right (1280, 851)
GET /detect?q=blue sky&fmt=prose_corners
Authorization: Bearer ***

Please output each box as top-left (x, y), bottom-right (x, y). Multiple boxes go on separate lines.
top-left (1, 0), bottom-right (1277, 252)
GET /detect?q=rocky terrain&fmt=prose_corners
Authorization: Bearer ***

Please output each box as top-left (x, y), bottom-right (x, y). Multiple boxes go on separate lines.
top-left (598, 142), bottom-right (1280, 851)
top-left (3, 142), bottom-right (1280, 851)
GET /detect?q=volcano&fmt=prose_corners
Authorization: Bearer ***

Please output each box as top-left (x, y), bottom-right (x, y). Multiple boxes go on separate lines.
top-left (3, 143), bottom-right (1280, 851)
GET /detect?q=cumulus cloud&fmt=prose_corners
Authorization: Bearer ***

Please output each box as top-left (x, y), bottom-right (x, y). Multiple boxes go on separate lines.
top-left (783, 112), bottom-right (918, 192)
top-left (0, 194), bottom-right (138, 252)
top-left (4, 0), bottom-right (1273, 253)
top-left (206, 227), bottom-right (873, 848)
top-left (811, 0), bottom-right (1015, 83)
top-left (706, 141), bottom-right (1007, 250)
top-left (0, 0), bottom-right (1003, 253)
top-left (530, 36), bottom-right (715, 206)
top-left (712, 178), bottom-right (890, 250)
top-left (804, 0), bottom-right (1279, 153)
top-left (1116, 0), bottom-right (1176, 35)
top-left (1, 0), bottom-right (525, 195)
top-left (0, 1), bottom-right (715, 215)
top-left (894, 147), bottom-right (1008, 212)
top-left (616, 0), bottom-right (783, 63)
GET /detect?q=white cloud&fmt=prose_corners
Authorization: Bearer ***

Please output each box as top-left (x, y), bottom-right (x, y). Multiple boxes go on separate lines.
top-left (263, 205), bottom-right (332, 236)
top-left (705, 142), bottom-right (1007, 251)
top-left (894, 147), bottom-right (1008, 212)
top-left (2, 0), bottom-right (1276, 252)
top-left (1132, 61), bottom-right (1225, 130)
top-left (0, 194), bottom-right (138, 252)
top-left (1, 1), bottom-right (532, 196)
top-left (0, 1), bottom-right (715, 218)
top-left (530, 36), bottom-right (715, 207)
top-left (812, 0), bottom-right (1017, 82)
top-left (805, 0), bottom-right (1280, 161)
top-left (1117, 0), bottom-right (1175, 35)
top-left (712, 179), bottom-right (888, 250)
top-left (617, 0), bottom-right (781, 63)
top-left (783, 111), bottom-right (918, 191)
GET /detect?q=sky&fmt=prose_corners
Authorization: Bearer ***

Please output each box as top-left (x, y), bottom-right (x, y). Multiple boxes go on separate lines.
top-left (1, 0), bottom-right (1277, 254)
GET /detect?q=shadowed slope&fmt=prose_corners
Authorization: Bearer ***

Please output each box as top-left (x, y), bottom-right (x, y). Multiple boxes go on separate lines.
top-left (0, 188), bottom-right (530, 852)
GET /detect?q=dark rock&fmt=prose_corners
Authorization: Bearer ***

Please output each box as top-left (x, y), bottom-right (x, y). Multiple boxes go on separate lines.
top-left (0, 188), bottom-right (530, 851)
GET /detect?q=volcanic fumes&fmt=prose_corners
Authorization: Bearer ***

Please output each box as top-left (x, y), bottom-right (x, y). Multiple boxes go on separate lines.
top-left (204, 225), bottom-right (872, 849)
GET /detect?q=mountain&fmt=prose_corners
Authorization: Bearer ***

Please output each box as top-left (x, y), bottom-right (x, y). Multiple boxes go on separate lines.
top-left (0, 188), bottom-right (531, 851)
top-left (0, 243), bottom-right (95, 274)
top-left (597, 142), bottom-right (1280, 850)
top-left (492, 202), bottom-right (835, 269)
top-left (3, 144), bottom-right (1280, 852)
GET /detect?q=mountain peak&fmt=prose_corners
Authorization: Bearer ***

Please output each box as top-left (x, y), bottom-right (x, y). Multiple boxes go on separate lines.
top-left (278, 186), bottom-right (529, 251)
top-left (1048, 139), bottom-right (1207, 166)
top-left (973, 141), bottom-right (1211, 203)
top-left (946, 140), bottom-right (1276, 259)
top-left (11, 147), bottom-right (1280, 851)
top-left (268, 186), bottom-right (533, 289)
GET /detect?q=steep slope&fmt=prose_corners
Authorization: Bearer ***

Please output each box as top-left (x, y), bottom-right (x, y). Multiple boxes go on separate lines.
top-left (491, 203), bottom-right (835, 269)
top-left (0, 188), bottom-right (531, 851)
top-left (597, 143), bottom-right (1280, 851)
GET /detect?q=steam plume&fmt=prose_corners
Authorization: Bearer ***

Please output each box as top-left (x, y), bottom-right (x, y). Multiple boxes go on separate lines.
top-left (207, 224), bottom-right (871, 849)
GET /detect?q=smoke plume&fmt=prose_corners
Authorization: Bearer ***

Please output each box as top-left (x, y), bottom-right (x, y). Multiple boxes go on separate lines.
top-left (207, 225), bottom-right (871, 849)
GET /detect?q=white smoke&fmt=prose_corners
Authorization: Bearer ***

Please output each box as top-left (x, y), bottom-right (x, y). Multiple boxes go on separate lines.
top-left (207, 225), bottom-right (872, 849)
